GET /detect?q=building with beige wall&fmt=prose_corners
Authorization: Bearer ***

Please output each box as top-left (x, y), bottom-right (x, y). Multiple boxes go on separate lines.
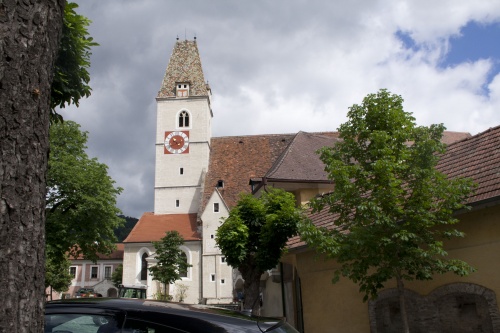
top-left (283, 125), bottom-right (500, 332)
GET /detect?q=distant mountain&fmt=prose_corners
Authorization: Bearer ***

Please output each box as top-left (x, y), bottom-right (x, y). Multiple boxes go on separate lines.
top-left (114, 215), bottom-right (139, 242)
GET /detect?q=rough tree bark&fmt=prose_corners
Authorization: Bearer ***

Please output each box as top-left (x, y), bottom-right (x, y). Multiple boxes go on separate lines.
top-left (239, 260), bottom-right (263, 315)
top-left (0, 1), bottom-right (64, 332)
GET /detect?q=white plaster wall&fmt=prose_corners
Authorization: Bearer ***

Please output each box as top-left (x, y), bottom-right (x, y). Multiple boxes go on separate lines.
top-left (168, 241), bottom-right (202, 304)
top-left (200, 191), bottom-right (234, 303)
top-left (125, 241), bottom-right (202, 303)
top-left (154, 97), bottom-right (211, 215)
top-left (201, 191), bottom-right (228, 254)
top-left (156, 98), bottom-right (211, 144)
top-left (154, 186), bottom-right (202, 214)
top-left (122, 243), bottom-right (154, 286)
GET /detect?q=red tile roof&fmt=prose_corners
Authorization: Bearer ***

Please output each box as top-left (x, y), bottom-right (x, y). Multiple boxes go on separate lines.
top-left (201, 134), bottom-right (295, 211)
top-left (437, 125), bottom-right (500, 205)
top-left (124, 212), bottom-right (201, 243)
top-left (70, 243), bottom-right (125, 260)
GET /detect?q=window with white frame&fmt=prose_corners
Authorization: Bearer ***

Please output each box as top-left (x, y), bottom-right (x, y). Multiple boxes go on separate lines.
top-left (221, 256), bottom-right (226, 264)
top-left (90, 266), bottom-right (98, 279)
top-left (104, 266), bottom-right (112, 279)
top-left (220, 278), bottom-right (225, 284)
top-left (178, 110), bottom-right (190, 127)
top-left (69, 266), bottom-right (77, 278)
top-left (210, 274), bottom-right (215, 282)
top-left (213, 203), bottom-right (219, 212)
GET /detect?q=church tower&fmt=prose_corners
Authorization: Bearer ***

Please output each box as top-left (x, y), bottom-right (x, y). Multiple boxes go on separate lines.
top-left (154, 40), bottom-right (212, 215)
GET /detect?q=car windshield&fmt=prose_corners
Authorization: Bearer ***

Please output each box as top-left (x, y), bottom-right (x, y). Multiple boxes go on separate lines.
top-left (45, 313), bottom-right (117, 333)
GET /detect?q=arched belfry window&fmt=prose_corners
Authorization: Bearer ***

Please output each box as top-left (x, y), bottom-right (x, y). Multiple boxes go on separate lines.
top-left (178, 110), bottom-right (190, 128)
top-left (140, 253), bottom-right (148, 280)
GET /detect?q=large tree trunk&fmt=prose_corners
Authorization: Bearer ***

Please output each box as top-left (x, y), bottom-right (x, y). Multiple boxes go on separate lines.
top-left (239, 262), bottom-right (263, 316)
top-left (396, 275), bottom-right (410, 333)
top-left (0, 1), bottom-right (64, 332)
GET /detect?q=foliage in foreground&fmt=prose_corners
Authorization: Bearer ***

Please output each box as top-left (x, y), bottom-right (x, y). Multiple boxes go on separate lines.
top-left (299, 89), bottom-right (476, 331)
top-left (46, 121), bottom-right (123, 288)
top-left (216, 188), bottom-right (305, 312)
top-left (50, 2), bottom-right (98, 122)
top-left (150, 231), bottom-right (191, 298)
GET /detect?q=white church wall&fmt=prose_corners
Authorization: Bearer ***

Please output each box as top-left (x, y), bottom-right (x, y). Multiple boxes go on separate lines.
top-left (154, 186), bottom-right (202, 215)
top-left (123, 243), bottom-right (153, 286)
top-left (200, 190), bottom-right (234, 304)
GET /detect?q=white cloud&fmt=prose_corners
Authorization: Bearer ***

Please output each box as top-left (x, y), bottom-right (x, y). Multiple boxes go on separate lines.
top-left (63, 0), bottom-right (500, 218)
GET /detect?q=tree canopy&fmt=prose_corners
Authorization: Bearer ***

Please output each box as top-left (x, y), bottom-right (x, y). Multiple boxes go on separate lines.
top-left (50, 2), bottom-right (98, 122)
top-left (149, 231), bottom-right (191, 299)
top-left (46, 121), bottom-right (123, 277)
top-left (216, 188), bottom-right (305, 312)
top-left (299, 89), bottom-right (476, 332)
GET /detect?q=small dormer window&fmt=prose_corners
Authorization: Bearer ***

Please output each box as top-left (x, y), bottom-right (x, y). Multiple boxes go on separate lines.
top-left (217, 180), bottom-right (224, 188)
top-left (176, 83), bottom-right (189, 98)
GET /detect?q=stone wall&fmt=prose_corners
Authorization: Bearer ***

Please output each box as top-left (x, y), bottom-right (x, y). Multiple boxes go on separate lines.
top-left (369, 283), bottom-right (500, 333)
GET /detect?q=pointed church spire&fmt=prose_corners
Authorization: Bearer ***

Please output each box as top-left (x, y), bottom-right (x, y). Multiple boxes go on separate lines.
top-left (157, 40), bottom-right (209, 98)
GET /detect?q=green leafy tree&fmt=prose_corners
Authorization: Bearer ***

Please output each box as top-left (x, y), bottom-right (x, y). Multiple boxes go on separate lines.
top-left (150, 231), bottom-right (192, 300)
top-left (46, 121), bottom-right (123, 276)
top-left (216, 188), bottom-right (305, 313)
top-left (50, 2), bottom-right (98, 122)
top-left (112, 264), bottom-right (123, 287)
top-left (299, 89), bottom-right (476, 333)
top-left (45, 253), bottom-right (73, 301)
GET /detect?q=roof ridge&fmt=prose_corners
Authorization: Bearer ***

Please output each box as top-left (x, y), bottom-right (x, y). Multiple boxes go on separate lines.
top-left (264, 132), bottom-right (300, 178)
top-left (445, 125), bottom-right (500, 148)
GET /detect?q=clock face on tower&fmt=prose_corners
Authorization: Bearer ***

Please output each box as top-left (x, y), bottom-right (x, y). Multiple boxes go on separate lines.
top-left (164, 131), bottom-right (189, 154)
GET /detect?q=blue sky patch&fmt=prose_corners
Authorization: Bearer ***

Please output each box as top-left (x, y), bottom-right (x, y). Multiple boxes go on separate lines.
top-left (396, 22), bottom-right (500, 94)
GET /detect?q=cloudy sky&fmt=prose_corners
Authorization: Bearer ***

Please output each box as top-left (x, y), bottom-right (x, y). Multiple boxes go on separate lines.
top-left (61, 0), bottom-right (500, 219)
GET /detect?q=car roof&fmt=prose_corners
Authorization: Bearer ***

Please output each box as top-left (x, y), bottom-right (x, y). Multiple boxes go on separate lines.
top-left (46, 298), bottom-right (288, 333)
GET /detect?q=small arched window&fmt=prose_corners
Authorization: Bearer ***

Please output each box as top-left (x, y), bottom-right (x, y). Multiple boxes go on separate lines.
top-left (179, 252), bottom-right (188, 278)
top-left (178, 110), bottom-right (190, 128)
top-left (140, 253), bottom-right (148, 280)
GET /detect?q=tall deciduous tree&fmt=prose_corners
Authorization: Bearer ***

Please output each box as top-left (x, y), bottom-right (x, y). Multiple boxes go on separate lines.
top-left (0, 1), bottom-right (64, 331)
top-left (45, 254), bottom-right (73, 300)
top-left (46, 121), bottom-right (123, 273)
top-left (150, 231), bottom-right (191, 300)
top-left (216, 188), bottom-right (305, 314)
top-left (51, 2), bottom-right (98, 122)
top-left (299, 89), bottom-right (475, 333)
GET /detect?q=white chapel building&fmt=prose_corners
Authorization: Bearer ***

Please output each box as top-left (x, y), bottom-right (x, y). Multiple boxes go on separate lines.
top-left (122, 39), bottom-right (235, 304)
top-left (121, 39), bottom-right (342, 307)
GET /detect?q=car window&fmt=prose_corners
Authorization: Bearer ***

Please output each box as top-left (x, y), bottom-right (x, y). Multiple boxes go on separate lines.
top-left (45, 314), bottom-right (119, 333)
top-left (122, 318), bottom-right (188, 333)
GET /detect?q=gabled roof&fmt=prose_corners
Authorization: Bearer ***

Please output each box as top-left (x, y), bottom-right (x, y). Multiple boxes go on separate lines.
top-left (200, 130), bottom-right (469, 213)
top-left (265, 131), bottom-right (341, 182)
top-left (124, 212), bottom-right (201, 243)
top-left (157, 40), bottom-right (209, 98)
top-left (288, 125), bottom-right (500, 250)
top-left (201, 134), bottom-right (295, 212)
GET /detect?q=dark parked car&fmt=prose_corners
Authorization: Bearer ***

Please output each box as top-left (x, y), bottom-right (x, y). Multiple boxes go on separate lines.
top-left (45, 298), bottom-right (299, 333)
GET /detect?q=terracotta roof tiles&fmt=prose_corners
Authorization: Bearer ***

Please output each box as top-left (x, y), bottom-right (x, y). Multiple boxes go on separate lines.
top-left (201, 134), bottom-right (295, 211)
top-left (124, 212), bottom-right (201, 243)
